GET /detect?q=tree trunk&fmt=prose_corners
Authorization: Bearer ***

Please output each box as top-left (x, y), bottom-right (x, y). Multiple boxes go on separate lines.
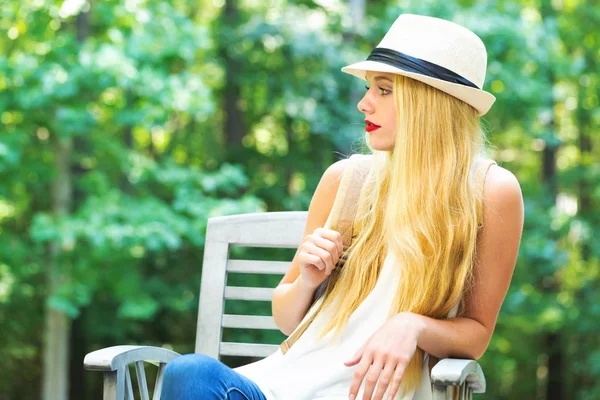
top-left (42, 7), bottom-right (90, 400)
top-left (121, 125), bottom-right (134, 194)
top-left (576, 46), bottom-right (594, 394)
top-left (285, 116), bottom-right (294, 195)
top-left (545, 332), bottom-right (564, 400)
top-left (68, 312), bottom-right (86, 400)
top-left (342, 0), bottom-right (366, 158)
top-left (348, 0), bottom-right (366, 30)
top-left (221, 0), bottom-right (245, 163)
top-left (577, 72), bottom-right (592, 261)
top-left (540, 1), bottom-right (563, 398)
top-left (42, 136), bottom-right (73, 400)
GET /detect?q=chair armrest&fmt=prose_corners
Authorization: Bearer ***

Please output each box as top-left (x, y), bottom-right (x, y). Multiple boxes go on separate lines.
top-left (84, 345), bottom-right (181, 372)
top-left (431, 358), bottom-right (486, 393)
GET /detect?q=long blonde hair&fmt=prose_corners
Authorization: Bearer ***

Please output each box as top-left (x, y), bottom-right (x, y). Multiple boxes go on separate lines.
top-left (316, 74), bottom-right (490, 395)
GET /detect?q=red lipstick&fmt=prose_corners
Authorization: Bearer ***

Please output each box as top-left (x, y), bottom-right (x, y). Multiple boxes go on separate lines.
top-left (365, 120), bottom-right (381, 132)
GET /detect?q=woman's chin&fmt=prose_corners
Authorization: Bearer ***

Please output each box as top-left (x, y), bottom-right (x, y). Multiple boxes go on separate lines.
top-left (368, 141), bottom-right (394, 152)
top-left (365, 132), bottom-right (395, 152)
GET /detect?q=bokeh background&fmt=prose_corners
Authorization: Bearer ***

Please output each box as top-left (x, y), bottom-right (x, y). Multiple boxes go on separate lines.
top-left (0, 0), bottom-right (599, 399)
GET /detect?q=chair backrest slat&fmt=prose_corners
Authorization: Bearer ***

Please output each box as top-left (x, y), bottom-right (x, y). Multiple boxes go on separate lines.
top-left (222, 315), bottom-right (278, 330)
top-left (205, 212), bottom-right (307, 248)
top-left (220, 342), bottom-right (280, 358)
top-left (135, 361), bottom-right (150, 400)
top-left (152, 363), bottom-right (167, 400)
top-left (196, 211), bottom-right (307, 359)
top-left (224, 286), bottom-right (274, 301)
top-left (227, 260), bottom-right (291, 274)
top-left (125, 368), bottom-right (134, 400)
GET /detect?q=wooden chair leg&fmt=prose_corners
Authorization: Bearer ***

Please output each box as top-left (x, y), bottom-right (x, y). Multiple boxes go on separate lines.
top-left (433, 385), bottom-right (453, 400)
top-left (103, 369), bottom-right (125, 400)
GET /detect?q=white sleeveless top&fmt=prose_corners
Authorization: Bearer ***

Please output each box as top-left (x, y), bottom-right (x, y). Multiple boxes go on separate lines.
top-left (234, 157), bottom-right (494, 399)
top-left (234, 249), bottom-right (436, 400)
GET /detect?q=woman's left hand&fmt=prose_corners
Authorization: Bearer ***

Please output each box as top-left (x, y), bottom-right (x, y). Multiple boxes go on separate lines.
top-left (344, 312), bottom-right (424, 400)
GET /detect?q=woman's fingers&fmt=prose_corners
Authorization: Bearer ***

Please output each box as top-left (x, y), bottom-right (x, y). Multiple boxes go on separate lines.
top-left (314, 227), bottom-right (343, 257)
top-left (301, 243), bottom-right (327, 271)
top-left (361, 359), bottom-right (383, 400)
top-left (317, 235), bottom-right (343, 274)
top-left (345, 345), bottom-right (410, 400)
top-left (372, 360), bottom-right (396, 400)
top-left (305, 236), bottom-right (338, 274)
top-left (304, 243), bottom-right (333, 272)
top-left (386, 362), bottom-right (407, 400)
top-left (387, 364), bottom-right (406, 400)
top-left (348, 351), bottom-right (373, 400)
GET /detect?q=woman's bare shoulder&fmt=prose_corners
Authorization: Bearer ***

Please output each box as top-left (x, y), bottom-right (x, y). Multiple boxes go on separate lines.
top-left (484, 165), bottom-right (523, 209)
top-left (480, 164), bottom-right (524, 252)
top-left (310, 158), bottom-right (351, 212)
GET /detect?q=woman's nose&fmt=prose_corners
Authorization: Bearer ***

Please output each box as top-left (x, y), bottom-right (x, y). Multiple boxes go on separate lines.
top-left (357, 92), bottom-right (373, 114)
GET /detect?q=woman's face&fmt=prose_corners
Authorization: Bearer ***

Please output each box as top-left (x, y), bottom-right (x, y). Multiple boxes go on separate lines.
top-left (357, 71), bottom-right (398, 151)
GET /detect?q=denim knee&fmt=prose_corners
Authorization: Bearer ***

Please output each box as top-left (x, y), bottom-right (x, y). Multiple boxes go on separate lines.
top-left (164, 354), bottom-right (220, 381)
top-left (162, 354), bottom-right (265, 400)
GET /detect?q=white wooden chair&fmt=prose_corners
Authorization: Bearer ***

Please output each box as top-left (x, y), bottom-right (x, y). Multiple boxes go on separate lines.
top-left (84, 211), bottom-right (486, 399)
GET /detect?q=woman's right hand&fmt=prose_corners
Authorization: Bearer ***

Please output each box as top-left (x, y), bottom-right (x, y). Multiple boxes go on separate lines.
top-left (296, 227), bottom-right (343, 290)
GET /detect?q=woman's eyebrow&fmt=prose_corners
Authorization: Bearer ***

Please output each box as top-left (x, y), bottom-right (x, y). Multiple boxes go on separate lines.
top-left (374, 76), bottom-right (393, 84)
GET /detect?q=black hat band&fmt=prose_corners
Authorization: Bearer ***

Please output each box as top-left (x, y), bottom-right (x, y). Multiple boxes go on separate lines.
top-left (366, 47), bottom-right (479, 89)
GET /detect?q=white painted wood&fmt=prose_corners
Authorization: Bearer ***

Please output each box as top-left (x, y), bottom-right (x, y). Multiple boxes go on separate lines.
top-left (84, 345), bottom-right (180, 372)
top-left (431, 358), bottom-right (486, 394)
top-left (224, 286), bottom-right (274, 301)
top-left (222, 315), bottom-right (277, 330)
top-left (432, 385), bottom-right (452, 400)
top-left (196, 212), bottom-right (306, 358)
top-left (125, 368), bottom-right (134, 400)
top-left (87, 347), bottom-right (179, 400)
top-left (219, 342), bottom-right (279, 357)
top-left (102, 369), bottom-right (125, 400)
top-left (203, 211), bottom-right (307, 248)
top-left (102, 371), bottom-right (118, 400)
top-left (152, 363), bottom-right (167, 400)
top-left (227, 260), bottom-right (290, 274)
top-left (196, 238), bottom-right (229, 358)
top-left (135, 361), bottom-right (150, 400)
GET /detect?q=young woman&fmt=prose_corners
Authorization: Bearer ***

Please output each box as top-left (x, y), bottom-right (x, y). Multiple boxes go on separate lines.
top-left (162, 13), bottom-right (524, 400)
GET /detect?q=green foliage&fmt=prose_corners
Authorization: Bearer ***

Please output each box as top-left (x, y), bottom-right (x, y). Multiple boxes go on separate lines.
top-left (0, 0), bottom-right (598, 399)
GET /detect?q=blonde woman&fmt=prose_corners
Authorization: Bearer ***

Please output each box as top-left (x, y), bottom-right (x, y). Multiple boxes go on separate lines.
top-left (162, 13), bottom-right (524, 400)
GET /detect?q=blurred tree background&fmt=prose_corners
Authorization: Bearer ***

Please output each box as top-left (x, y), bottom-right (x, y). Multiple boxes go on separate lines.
top-left (0, 0), bottom-right (598, 399)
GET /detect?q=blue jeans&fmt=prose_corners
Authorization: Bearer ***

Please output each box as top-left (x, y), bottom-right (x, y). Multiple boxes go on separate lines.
top-left (161, 354), bottom-right (267, 400)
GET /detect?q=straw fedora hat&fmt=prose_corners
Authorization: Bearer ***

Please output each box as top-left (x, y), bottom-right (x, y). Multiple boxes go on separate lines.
top-left (342, 14), bottom-right (496, 116)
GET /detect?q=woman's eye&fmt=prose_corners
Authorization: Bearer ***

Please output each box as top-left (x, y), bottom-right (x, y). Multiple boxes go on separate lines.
top-left (365, 85), bottom-right (391, 96)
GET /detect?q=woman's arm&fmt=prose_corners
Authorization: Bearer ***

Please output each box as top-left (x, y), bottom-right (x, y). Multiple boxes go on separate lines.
top-left (413, 164), bottom-right (524, 360)
top-left (272, 159), bottom-right (348, 335)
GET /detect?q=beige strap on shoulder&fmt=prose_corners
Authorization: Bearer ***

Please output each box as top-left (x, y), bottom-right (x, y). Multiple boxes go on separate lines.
top-left (280, 155), bottom-right (373, 354)
top-left (334, 155), bottom-right (374, 250)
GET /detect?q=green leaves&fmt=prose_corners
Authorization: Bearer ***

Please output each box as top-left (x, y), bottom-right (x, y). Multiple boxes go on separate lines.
top-left (118, 295), bottom-right (159, 320)
top-left (0, 0), bottom-right (599, 398)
